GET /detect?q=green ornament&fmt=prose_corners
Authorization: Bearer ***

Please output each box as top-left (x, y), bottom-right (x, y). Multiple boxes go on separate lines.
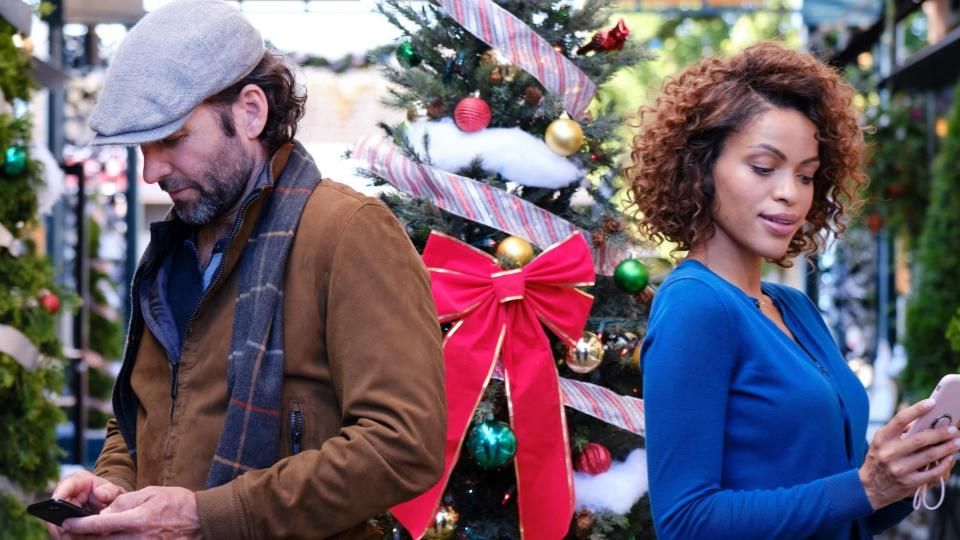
top-left (4, 146), bottom-right (26, 176)
top-left (396, 41), bottom-right (422, 68)
top-left (613, 258), bottom-right (649, 294)
top-left (467, 421), bottom-right (517, 469)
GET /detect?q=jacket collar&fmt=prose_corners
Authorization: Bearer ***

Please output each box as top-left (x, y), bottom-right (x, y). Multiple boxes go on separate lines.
top-left (143, 142), bottom-right (297, 295)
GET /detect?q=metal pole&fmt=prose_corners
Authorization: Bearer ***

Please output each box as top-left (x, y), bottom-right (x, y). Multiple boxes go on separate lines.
top-left (46, 0), bottom-right (64, 161)
top-left (66, 161), bottom-right (88, 467)
top-left (124, 147), bottom-right (138, 329)
top-left (44, 0), bottom-right (65, 281)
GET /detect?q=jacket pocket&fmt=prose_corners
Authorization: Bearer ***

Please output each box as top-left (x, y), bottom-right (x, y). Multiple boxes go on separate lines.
top-left (288, 400), bottom-right (304, 456)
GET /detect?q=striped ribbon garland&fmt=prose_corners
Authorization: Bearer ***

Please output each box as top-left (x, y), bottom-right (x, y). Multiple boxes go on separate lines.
top-left (354, 135), bottom-right (627, 275)
top-left (0, 222), bottom-right (22, 257)
top-left (438, 0), bottom-right (597, 119)
top-left (494, 363), bottom-right (645, 436)
top-left (0, 324), bottom-right (41, 371)
top-left (559, 377), bottom-right (645, 436)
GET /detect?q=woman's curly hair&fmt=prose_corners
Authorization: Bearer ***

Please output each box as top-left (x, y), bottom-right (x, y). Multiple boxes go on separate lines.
top-left (624, 41), bottom-right (867, 266)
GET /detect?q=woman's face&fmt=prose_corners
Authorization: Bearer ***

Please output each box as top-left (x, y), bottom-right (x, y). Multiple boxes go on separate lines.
top-left (706, 107), bottom-right (820, 262)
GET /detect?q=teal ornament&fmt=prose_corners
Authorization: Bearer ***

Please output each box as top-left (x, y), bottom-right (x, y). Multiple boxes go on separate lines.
top-left (4, 146), bottom-right (26, 176)
top-left (467, 421), bottom-right (517, 469)
top-left (396, 41), bottom-right (422, 68)
top-left (613, 258), bottom-right (649, 294)
top-left (442, 51), bottom-right (467, 85)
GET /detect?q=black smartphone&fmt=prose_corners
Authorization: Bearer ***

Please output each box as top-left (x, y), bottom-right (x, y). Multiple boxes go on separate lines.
top-left (26, 498), bottom-right (96, 526)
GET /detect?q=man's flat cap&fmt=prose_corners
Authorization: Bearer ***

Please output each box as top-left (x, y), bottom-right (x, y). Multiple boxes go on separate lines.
top-left (90, 0), bottom-right (264, 146)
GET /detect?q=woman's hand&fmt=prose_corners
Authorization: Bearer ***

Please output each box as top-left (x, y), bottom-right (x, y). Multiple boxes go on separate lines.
top-left (860, 399), bottom-right (960, 509)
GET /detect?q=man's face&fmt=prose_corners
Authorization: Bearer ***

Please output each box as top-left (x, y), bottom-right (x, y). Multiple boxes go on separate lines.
top-left (140, 105), bottom-right (254, 226)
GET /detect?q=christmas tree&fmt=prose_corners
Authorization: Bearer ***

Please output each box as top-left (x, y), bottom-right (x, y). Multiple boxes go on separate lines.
top-left (0, 10), bottom-right (67, 539)
top-left (353, 1), bottom-right (659, 537)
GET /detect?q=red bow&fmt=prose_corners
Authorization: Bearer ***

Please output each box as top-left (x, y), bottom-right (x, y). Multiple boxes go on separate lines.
top-left (392, 232), bottom-right (595, 539)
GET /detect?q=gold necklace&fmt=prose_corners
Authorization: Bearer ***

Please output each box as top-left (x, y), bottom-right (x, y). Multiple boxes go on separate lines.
top-left (751, 294), bottom-right (771, 310)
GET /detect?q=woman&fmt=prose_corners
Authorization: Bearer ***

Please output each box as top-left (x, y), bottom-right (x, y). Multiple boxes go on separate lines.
top-left (627, 42), bottom-right (959, 539)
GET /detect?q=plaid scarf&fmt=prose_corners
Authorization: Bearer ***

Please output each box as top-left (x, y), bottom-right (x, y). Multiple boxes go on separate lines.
top-left (206, 142), bottom-right (321, 487)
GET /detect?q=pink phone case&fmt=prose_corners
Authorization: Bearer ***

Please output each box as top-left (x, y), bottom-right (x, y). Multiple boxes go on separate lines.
top-left (906, 374), bottom-right (960, 436)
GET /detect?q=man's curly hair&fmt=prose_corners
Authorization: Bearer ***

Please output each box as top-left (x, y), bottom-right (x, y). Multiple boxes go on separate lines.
top-left (204, 48), bottom-right (306, 152)
top-left (625, 41), bottom-right (867, 266)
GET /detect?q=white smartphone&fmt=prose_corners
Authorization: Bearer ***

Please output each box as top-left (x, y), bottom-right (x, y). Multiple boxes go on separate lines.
top-left (906, 374), bottom-right (960, 437)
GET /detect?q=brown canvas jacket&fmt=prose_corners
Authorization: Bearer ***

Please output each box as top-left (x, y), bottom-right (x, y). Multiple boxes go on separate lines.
top-left (93, 144), bottom-right (446, 539)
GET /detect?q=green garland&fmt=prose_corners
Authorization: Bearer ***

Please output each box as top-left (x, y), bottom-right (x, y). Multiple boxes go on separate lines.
top-left (861, 95), bottom-right (930, 242)
top-left (902, 83), bottom-right (960, 398)
top-left (86, 217), bottom-right (123, 428)
top-left (0, 492), bottom-right (47, 540)
top-left (0, 15), bottom-right (66, 531)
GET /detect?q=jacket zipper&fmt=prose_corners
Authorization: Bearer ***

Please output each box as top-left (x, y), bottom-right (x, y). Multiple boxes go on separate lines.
top-left (168, 186), bottom-right (268, 418)
top-left (289, 404), bottom-right (303, 455)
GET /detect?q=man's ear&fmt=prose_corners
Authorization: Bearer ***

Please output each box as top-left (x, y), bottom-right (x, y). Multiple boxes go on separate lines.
top-left (234, 84), bottom-right (269, 140)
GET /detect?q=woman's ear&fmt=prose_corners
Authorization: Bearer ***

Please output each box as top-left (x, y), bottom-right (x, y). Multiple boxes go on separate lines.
top-left (234, 84), bottom-right (269, 141)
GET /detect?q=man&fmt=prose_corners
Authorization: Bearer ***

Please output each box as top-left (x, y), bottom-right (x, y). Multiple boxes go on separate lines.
top-left (50, 1), bottom-right (446, 538)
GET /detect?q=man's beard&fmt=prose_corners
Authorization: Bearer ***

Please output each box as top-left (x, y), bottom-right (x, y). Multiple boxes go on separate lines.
top-left (161, 143), bottom-right (255, 226)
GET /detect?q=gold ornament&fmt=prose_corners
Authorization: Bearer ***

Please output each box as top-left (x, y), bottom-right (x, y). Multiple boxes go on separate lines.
top-left (499, 63), bottom-right (519, 82)
top-left (496, 236), bottom-right (535, 268)
top-left (566, 332), bottom-right (603, 374)
top-left (545, 118), bottom-right (585, 156)
top-left (19, 36), bottom-right (33, 55)
top-left (407, 105), bottom-right (427, 122)
top-left (631, 341), bottom-right (641, 369)
top-left (423, 505), bottom-right (459, 540)
top-left (481, 49), bottom-right (501, 66)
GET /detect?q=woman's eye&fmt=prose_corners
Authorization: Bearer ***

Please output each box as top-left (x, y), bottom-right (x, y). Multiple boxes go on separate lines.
top-left (799, 175), bottom-right (815, 185)
top-left (751, 165), bottom-right (774, 176)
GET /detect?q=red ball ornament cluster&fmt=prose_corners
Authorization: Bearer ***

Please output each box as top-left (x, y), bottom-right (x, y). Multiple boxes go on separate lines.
top-left (574, 442), bottom-right (612, 475)
top-left (454, 96), bottom-right (492, 133)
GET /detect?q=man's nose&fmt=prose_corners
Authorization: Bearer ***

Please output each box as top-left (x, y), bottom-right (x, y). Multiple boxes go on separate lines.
top-left (140, 145), bottom-right (172, 185)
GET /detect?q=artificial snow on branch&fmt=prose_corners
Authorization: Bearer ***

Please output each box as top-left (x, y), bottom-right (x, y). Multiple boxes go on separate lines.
top-left (407, 119), bottom-right (583, 189)
top-left (574, 448), bottom-right (649, 514)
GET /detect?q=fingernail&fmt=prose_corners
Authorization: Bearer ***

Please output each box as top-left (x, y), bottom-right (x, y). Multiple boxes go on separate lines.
top-left (926, 399), bottom-right (937, 408)
top-left (953, 438), bottom-right (960, 447)
top-left (949, 426), bottom-right (957, 434)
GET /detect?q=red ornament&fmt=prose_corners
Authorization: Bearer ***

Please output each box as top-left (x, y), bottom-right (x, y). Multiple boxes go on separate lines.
top-left (885, 183), bottom-right (906, 199)
top-left (577, 19), bottom-right (630, 55)
top-left (574, 442), bottom-right (612, 475)
top-left (39, 291), bottom-right (60, 314)
top-left (865, 213), bottom-right (884, 234)
top-left (454, 97), bottom-right (492, 133)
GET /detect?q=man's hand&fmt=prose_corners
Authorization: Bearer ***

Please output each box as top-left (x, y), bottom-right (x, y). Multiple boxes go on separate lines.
top-left (61, 486), bottom-right (200, 539)
top-left (46, 471), bottom-right (127, 539)
top-left (52, 470), bottom-right (127, 512)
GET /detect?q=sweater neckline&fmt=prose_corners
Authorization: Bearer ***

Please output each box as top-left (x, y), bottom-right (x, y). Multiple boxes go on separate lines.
top-left (678, 258), bottom-right (807, 342)
top-left (678, 258), bottom-right (777, 308)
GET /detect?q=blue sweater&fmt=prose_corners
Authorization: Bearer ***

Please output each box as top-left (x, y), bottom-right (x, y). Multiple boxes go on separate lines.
top-left (641, 260), bottom-right (912, 539)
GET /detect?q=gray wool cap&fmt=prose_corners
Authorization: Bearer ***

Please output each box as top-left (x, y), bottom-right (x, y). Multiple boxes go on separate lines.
top-left (90, 0), bottom-right (265, 146)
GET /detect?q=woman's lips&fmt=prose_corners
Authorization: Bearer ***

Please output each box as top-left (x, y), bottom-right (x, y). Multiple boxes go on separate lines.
top-left (759, 213), bottom-right (799, 236)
